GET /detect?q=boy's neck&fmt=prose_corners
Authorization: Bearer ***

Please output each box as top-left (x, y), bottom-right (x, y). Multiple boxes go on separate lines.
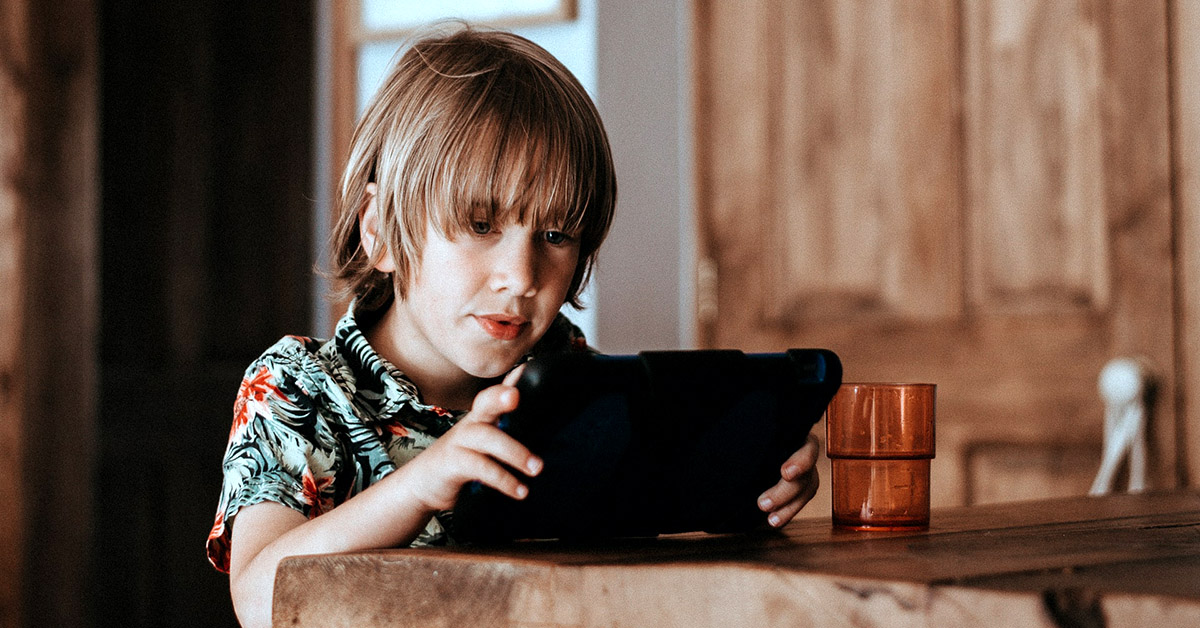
top-left (417, 374), bottom-right (485, 413)
top-left (362, 301), bottom-right (485, 412)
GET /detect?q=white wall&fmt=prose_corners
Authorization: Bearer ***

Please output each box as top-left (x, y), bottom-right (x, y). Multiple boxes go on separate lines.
top-left (593, 0), bottom-right (695, 352)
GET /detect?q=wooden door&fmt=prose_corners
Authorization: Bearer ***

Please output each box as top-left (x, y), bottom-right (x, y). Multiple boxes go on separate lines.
top-left (97, 3), bottom-right (314, 626)
top-left (1, 1), bottom-right (98, 626)
top-left (693, 0), bottom-right (1177, 510)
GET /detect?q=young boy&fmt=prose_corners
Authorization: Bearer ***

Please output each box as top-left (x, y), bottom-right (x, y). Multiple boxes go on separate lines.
top-left (207, 24), bottom-right (820, 628)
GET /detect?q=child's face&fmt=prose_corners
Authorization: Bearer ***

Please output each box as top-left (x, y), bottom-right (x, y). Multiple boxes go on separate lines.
top-left (387, 210), bottom-right (580, 388)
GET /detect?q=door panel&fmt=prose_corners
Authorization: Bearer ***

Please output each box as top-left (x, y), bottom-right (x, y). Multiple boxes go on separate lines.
top-left (966, 0), bottom-right (1109, 314)
top-left (693, 0), bottom-right (1176, 509)
top-left (98, 3), bottom-right (314, 625)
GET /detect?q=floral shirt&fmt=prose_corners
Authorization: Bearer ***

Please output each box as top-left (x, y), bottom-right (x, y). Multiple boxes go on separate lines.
top-left (206, 302), bottom-right (587, 573)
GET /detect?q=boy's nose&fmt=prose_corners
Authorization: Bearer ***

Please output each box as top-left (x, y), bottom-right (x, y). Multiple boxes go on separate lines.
top-left (489, 236), bottom-right (537, 298)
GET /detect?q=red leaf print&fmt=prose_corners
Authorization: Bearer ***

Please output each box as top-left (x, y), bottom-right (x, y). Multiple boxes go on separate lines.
top-left (385, 420), bottom-right (409, 438)
top-left (208, 510), bottom-right (226, 540)
top-left (229, 365), bottom-right (285, 441)
top-left (301, 468), bottom-right (334, 518)
top-left (206, 511), bottom-right (231, 573)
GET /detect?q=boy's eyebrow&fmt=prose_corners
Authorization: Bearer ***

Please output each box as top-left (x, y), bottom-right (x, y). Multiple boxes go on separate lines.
top-left (453, 198), bottom-right (579, 231)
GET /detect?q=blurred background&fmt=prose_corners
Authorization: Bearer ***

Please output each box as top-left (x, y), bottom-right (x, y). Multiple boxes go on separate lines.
top-left (4, 0), bottom-right (1200, 626)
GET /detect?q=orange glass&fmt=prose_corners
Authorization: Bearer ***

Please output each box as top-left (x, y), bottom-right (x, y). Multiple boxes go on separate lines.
top-left (826, 383), bottom-right (936, 530)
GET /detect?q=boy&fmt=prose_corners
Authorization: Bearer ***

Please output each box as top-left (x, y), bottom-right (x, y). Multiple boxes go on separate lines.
top-left (207, 25), bottom-right (819, 628)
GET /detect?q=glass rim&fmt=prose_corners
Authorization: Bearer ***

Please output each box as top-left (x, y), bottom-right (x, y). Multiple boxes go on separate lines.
top-left (837, 382), bottom-right (936, 389)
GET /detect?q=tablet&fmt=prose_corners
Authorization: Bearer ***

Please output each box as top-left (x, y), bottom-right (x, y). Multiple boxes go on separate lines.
top-left (447, 348), bottom-right (842, 544)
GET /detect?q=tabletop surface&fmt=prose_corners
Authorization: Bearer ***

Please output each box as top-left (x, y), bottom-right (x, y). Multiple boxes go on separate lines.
top-left (274, 491), bottom-right (1200, 627)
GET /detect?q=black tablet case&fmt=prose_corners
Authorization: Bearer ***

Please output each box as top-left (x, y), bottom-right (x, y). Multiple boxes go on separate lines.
top-left (448, 348), bottom-right (842, 544)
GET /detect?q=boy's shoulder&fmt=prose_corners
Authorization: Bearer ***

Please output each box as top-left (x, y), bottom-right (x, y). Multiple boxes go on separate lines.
top-left (242, 334), bottom-right (340, 393)
top-left (250, 334), bottom-right (328, 368)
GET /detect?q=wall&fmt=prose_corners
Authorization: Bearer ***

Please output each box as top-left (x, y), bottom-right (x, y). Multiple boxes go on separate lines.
top-left (593, 0), bottom-right (695, 352)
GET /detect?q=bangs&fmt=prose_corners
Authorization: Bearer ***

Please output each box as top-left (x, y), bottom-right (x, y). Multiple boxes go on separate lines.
top-left (412, 52), bottom-right (600, 240)
top-left (435, 119), bottom-right (587, 238)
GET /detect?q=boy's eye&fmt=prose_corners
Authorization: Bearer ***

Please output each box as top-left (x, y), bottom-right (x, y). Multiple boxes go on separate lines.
top-left (470, 220), bottom-right (492, 235)
top-left (543, 230), bottom-right (571, 246)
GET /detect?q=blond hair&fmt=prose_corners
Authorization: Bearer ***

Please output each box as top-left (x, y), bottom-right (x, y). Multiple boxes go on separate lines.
top-left (330, 24), bottom-right (617, 312)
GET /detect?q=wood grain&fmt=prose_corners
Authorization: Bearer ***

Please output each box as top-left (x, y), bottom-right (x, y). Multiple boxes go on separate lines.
top-left (95, 4), bottom-right (314, 625)
top-left (964, 0), bottom-right (1108, 313)
top-left (1172, 0), bottom-right (1200, 489)
top-left (274, 492), bottom-right (1200, 627)
top-left (0, 1), bottom-right (99, 627)
top-left (0, 2), bottom-right (28, 623)
top-left (693, 0), bottom-right (1178, 509)
top-left (770, 0), bottom-right (961, 322)
top-left (1098, 0), bottom-right (1176, 488)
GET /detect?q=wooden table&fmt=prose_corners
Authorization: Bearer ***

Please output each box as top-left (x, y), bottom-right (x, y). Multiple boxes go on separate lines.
top-left (274, 492), bottom-right (1200, 627)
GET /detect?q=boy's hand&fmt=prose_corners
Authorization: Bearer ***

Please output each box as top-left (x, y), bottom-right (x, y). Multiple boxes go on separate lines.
top-left (398, 366), bottom-right (542, 513)
top-left (756, 433), bottom-right (820, 528)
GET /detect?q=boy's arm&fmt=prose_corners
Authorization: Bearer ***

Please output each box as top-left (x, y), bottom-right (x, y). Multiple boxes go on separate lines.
top-left (227, 369), bottom-right (541, 628)
top-left (228, 503), bottom-right (306, 628)
top-left (227, 475), bottom-right (437, 628)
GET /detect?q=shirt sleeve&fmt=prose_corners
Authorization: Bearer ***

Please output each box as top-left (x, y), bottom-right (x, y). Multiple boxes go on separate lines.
top-left (206, 345), bottom-right (339, 573)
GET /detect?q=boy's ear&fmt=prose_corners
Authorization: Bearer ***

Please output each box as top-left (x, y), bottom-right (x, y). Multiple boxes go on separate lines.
top-left (359, 182), bottom-right (397, 273)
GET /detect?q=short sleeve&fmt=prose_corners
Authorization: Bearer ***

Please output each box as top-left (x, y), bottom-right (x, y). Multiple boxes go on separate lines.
top-left (206, 349), bottom-right (340, 573)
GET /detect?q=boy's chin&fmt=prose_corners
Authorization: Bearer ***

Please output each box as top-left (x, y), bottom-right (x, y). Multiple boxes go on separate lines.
top-left (462, 352), bottom-right (527, 381)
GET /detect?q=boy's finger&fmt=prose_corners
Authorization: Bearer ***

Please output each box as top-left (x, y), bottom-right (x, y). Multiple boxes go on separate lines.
top-left (757, 475), bottom-right (802, 512)
top-left (781, 433), bottom-right (820, 480)
top-left (463, 384), bottom-right (520, 424)
top-left (502, 363), bottom-right (527, 387)
top-left (765, 469), bottom-right (819, 527)
top-left (451, 422), bottom-right (543, 478)
top-left (766, 494), bottom-right (804, 528)
top-left (456, 454), bottom-right (532, 501)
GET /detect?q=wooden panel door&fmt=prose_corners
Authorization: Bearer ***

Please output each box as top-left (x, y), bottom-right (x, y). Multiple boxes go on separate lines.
top-left (693, 0), bottom-right (1176, 510)
top-left (1, 1), bottom-right (98, 626)
top-left (97, 3), bottom-right (314, 626)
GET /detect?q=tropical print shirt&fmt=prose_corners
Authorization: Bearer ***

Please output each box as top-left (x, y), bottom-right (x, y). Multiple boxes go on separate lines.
top-left (206, 302), bottom-right (587, 573)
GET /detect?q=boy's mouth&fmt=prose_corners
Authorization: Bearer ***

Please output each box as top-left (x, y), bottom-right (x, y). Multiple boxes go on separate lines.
top-left (474, 314), bottom-right (529, 341)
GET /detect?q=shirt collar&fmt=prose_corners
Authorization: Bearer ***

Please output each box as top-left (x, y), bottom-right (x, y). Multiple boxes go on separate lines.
top-left (328, 301), bottom-right (460, 435)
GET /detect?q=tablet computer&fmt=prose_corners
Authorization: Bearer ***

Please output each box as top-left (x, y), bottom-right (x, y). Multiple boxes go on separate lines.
top-left (447, 348), bottom-right (842, 544)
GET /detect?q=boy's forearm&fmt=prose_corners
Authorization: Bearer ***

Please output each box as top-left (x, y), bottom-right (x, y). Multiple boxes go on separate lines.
top-left (230, 472), bottom-right (438, 628)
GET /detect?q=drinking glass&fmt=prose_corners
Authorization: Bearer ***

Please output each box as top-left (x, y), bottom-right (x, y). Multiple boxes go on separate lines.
top-left (826, 383), bottom-right (936, 530)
